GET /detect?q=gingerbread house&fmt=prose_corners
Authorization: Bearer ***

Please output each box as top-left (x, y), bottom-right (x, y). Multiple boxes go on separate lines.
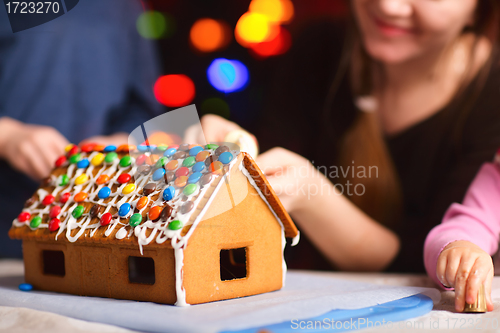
top-left (9, 143), bottom-right (299, 306)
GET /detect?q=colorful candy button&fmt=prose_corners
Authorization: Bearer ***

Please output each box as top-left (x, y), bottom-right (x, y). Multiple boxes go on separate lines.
top-left (199, 173), bottom-right (213, 186)
top-left (117, 173), bottom-right (131, 184)
top-left (180, 201), bottom-right (194, 214)
top-left (147, 154), bottom-right (159, 166)
top-left (137, 165), bottom-right (152, 175)
top-left (103, 145), bottom-right (117, 152)
top-left (120, 155), bottom-right (132, 168)
top-left (117, 144), bottom-right (135, 153)
top-left (175, 167), bottom-right (189, 178)
top-left (166, 160), bottom-right (179, 171)
top-left (183, 157), bottom-right (196, 167)
top-left (100, 212), bottom-right (112, 226)
top-left (136, 197), bottom-right (148, 210)
top-left (69, 153), bottom-right (81, 164)
top-left (42, 195), bottom-right (55, 206)
top-left (168, 144), bottom-right (179, 150)
top-left (72, 205), bottom-right (85, 219)
top-left (192, 162), bottom-right (205, 173)
top-left (118, 203), bottom-right (131, 217)
top-left (152, 168), bottom-right (166, 181)
top-left (137, 145), bottom-right (150, 152)
top-left (189, 146), bottom-right (204, 156)
top-left (59, 174), bottom-right (69, 186)
top-left (74, 192), bottom-right (88, 202)
top-left (30, 216), bottom-right (41, 228)
top-left (91, 153), bottom-right (105, 166)
top-left (156, 144), bottom-right (168, 152)
top-left (196, 151), bottom-right (210, 162)
top-left (129, 213), bottom-right (142, 227)
top-left (96, 174), bottom-right (110, 185)
top-left (156, 157), bottom-right (168, 168)
top-left (218, 152), bottom-right (233, 164)
top-left (93, 144), bottom-right (105, 152)
top-left (165, 171), bottom-right (175, 183)
top-left (168, 220), bottom-right (183, 230)
top-left (136, 154), bottom-right (147, 165)
top-left (65, 144), bottom-right (75, 153)
top-left (77, 159), bottom-right (90, 168)
top-left (59, 192), bottom-right (71, 204)
top-left (18, 212), bottom-right (31, 222)
top-left (80, 143), bottom-right (96, 152)
top-left (183, 184), bottom-right (198, 196)
top-left (173, 151), bottom-right (187, 159)
top-left (148, 206), bottom-right (162, 221)
top-left (67, 145), bottom-right (79, 156)
top-left (163, 186), bottom-right (176, 201)
top-left (188, 172), bottom-right (202, 184)
top-left (48, 218), bottom-right (60, 232)
top-left (98, 187), bottom-right (111, 199)
top-left (55, 156), bottom-right (67, 168)
top-left (143, 183), bottom-right (156, 196)
top-left (18, 283), bottom-right (33, 292)
top-left (210, 161), bottom-right (224, 174)
top-left (215, 145), bottom-right (230, 156)
top-left (122, 184), bottom-right (136, 195)
top-left (75, 174), bottom-right (89, 185)
top-left (205, 144), bottom-right (219, 150)
top-left (160, 205), bottom-right (172, 221)
top-left (105, 152), bottom-right (118, 163)
top-left (49, 205), bottom-right (61, 218)
top-left (174, 176), bottom-right (188, 188)
top-left (164, 148), bottom-right (177, 157)
top-left (204, 155), bottom-right (217, 168)
top-left (90, 204), bottom-right (101, 218)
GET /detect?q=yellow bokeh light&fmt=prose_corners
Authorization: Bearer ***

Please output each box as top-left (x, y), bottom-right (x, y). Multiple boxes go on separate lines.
top-left (235, 12), bottom-right (273, 46)
top-left (249, 0), bottom-right (294, 24)
top-left (190, 18), bottom-right (231, 53)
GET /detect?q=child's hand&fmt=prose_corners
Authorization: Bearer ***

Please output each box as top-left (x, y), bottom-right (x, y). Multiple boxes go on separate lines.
top-left (437, 240), bottom-right (494, 312)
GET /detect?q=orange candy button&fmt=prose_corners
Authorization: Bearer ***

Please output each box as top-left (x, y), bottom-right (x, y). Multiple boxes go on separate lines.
top-left (196, 151), bottom-right (210, 162)
top-left (74, 192), bottom-right (88, 202)
top-left (210, 161), bottom-right (223, 174)
top-left (147, 154), bottom-right (160, 166)
top-left (96, 174), bottom-right (110, 185)
top-left (166, 160), bottom-right (179, 171)
top-left (93, 144), bottom-right (105, 152)
top-left (136, 197), bottom-right (148, 210)
top-left (174, 176), bottom-right (188, 188)
top-left (149, 206), bottom-right (162, 221)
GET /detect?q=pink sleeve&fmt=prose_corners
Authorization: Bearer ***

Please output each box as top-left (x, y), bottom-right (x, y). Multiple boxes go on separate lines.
top-left (424, 163), bottom-right (500, 289)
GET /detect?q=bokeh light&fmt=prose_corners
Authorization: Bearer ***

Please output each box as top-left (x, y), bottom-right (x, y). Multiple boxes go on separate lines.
top-left (201, 98), bottom-right (231, 119)
top-left (250, 26), bottom-right (291, 58)
top-left (190, 18), bottom-right (231, 53)
top-left (136, 11), bottom-right (167, 39)
top-left (235, 12), bottom-right (276, 47)
top-left (207, 58), bottom-right (249, 93)
top-left (249, 0), bottom-right (294, 24)
top-left (154, 75), bottom-right (196, 107)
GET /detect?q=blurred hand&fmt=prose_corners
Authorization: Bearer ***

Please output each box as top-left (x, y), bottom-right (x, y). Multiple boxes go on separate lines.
top-left (0, 117), bottom-right (69, 181)
top-left (437, 240), bottom-right (494, 312)
top-left (80, 132), bottom-right (129, 147)
top-left (184, 114), bottom-right (254, 145)
top-left (256, 147), bottom-right (326, 213)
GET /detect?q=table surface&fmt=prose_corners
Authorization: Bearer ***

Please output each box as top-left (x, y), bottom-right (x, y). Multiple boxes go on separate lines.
top-left (2, 259), bottom-right (500, 333)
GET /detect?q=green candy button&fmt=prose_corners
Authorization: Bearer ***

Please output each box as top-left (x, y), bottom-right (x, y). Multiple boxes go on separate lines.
top-left (59, 174), bottom-right (69, 186)
top-left (72, 205), bottom-right (85, 219)
top-left (168, 220), bottom-right (183, 230)
top-left (183, 184), bottom-right (198, 196)
top-left (156, 157), bottom-right (168, 168)
top-left (157, 145), bottom-right (168, 151)
top-left (182, 156), bottom-right (196, 167)
top-left (129, 213), bottom-right (142, 227)
top-left (105, 152), bottom-right (118, 164)
top-left (205, 144), bottom-right (219, 150)
top-left (69, 153), bottom-right (81, 164)
top-left (120, 155), bottom-right (132, 168)
top-left (30, 216), bottom-right (41, 228)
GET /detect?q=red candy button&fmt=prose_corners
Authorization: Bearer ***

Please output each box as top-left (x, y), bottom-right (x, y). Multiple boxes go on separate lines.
top-left (100, 212), bottom-right (112, 226)
top-left (42, 195), bottom-right (55, 206)
top-left (136, 154), bottom-right (147, 166)
top-left (55, 156), bottom-right (67, 168)
top-left (59, 192), bottom-right (71, 204)
top-left (117, 173), bottom-right (131, 184)
top-left (67, 145), bottom-right (79, 156)
top-left (18, 212), bottom-right (31, 222)
top-left (49, 205), bottom-right (61, 218)
top-left (49, 218), bottom-right (60, 232)
top-left (175, 167), bottom-right (189, 178)
top-left (81, 143), bottom-right (96, 152)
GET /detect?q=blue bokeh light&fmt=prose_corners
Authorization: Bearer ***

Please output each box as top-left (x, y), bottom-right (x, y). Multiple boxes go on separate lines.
top-left (207, 58), bottom-right (249, 93)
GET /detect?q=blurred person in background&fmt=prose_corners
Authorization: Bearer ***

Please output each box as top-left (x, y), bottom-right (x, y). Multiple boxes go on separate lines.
top-left (0, 0), bottom-right (162, 257)
top-left (200, 0), bottom-right (500, 273)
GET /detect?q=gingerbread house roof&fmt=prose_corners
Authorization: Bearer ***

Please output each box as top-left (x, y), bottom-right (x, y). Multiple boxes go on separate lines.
top-left (9, 143), bottom-right (298, 252)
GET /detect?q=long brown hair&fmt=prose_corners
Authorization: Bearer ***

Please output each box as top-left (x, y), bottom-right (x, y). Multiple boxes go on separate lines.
top-left (327, 0), bottom-right (500, 226)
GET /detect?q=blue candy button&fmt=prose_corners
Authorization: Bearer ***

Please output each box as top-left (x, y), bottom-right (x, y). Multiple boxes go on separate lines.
top-left (77, 158), bottom-right (90, 169)
top-left (98, 187), bottom-right (111, 199)
top-left (137, 145), bottom-right (149, 152)
top-left (192, 161), bottom-right (205, 173)
top-left (119, 203), bottom-right (131, 217)
top-left (103, 145), bottom-right (117, 152)
top-left (218, 152), bottom-right (233, 164)
top-left (189, 146), bottom-right (204, 156)
top-left (163, 186), bottom-right (176, 201)
top-left (188, 172), bottom-right (202, 184)
top-left (164, 148), bottom-right (177, 157)
top-left (152, 168), bottom-right (166, 181)
top-left (19, 283), bottom-right (33, 291)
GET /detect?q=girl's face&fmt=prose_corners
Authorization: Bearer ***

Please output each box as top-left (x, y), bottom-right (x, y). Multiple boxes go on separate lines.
top-left (353, 0), bottom-right (478, 64)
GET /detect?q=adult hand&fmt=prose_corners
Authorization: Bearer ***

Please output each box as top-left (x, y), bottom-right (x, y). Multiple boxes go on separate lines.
top-left (184, 114), bottom-right (256, 145)
top-left (437, 240), bottom-right (494, 312)
top-left (0, 117), bottom-right (69, 181)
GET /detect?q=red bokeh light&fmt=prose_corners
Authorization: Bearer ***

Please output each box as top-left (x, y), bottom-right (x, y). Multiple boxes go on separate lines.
top-left (249, 26), bottom-right (291, 58)
top-left (154, 74), bottom-right (195, 107)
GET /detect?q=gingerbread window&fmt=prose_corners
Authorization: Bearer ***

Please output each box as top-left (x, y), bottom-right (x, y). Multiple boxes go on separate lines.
top-left (220, 247), bottom-right (247, 281)
top-left (128, 256), bottom-right (155, 285)
top-left (42, 250), bottom-right (66, 276)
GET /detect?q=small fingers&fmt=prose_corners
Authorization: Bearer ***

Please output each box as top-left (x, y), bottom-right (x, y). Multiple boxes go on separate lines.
top-left (465, 257), bottom-right (492, 306)
top-left (485, 269), bottom-right (494, 312)
top-left (453, 257), bottom-right (476, 312)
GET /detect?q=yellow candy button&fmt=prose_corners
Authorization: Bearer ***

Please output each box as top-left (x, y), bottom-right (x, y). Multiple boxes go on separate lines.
top-left (91, 153), bottom-right (105, 166)
top-left (64, 144), bottom-right (75, 153)
top-left (75, 174), bottom-right (89, 185)
top-left (122, 183), bottom-right (136, 195)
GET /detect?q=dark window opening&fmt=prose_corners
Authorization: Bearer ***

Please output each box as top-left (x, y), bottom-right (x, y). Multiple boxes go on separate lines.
top-left (128, 256), bottom-right (155, 285)
top-left (220, 247), bottom-right (247, 281)
top-left (42, 250), bottom-right (66, 276)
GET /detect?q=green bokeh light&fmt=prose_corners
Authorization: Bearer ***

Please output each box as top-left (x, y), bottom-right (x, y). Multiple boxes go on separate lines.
top-left (201, 98), bottom-right (231, 119)
top-left (137, 11), bottom-right (172, 39)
